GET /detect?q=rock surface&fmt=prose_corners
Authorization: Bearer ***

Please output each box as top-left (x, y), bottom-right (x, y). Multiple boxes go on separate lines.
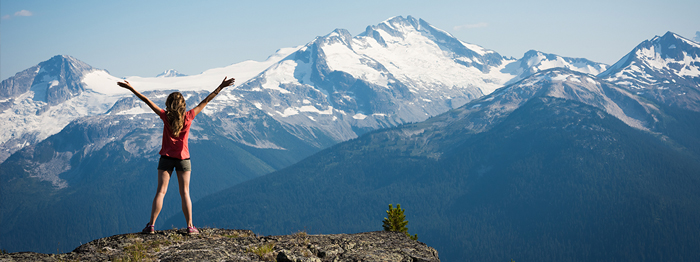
top-left (0, 229), bottom-right (439, 262)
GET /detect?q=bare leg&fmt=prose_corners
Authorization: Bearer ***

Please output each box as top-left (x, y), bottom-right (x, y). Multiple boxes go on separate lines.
top-left (149, 169), bottom-right (172, 226)
top-left (176, 170), bottom-right (194, 228)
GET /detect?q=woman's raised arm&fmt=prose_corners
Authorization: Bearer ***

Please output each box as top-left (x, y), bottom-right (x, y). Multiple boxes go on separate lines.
top-left (117, 80), bottom-right (163, 115)
top-left (192, 76), bottom-right (235, 117)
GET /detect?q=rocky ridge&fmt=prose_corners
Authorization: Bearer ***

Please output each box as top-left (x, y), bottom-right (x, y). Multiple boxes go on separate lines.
top-left (0, 229), bottom-right (439, 262)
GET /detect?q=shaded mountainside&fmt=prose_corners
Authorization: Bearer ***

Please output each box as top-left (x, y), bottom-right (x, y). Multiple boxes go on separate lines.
top-left (0, 229), bottom-right (439, 262)
top-left (185, 70), bottom-right (700, 261)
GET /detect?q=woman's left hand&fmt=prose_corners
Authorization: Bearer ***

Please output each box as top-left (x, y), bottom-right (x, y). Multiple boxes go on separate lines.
top-left (218, 77), bottom-right (235, 89)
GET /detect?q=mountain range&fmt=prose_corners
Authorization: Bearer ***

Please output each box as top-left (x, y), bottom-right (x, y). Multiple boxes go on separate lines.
top-left (1, 16), bottom-right (699, 261)
top-left (184, 32), bottom-right (700, 261)
top-left (0, 16), bottom-right (609, 165)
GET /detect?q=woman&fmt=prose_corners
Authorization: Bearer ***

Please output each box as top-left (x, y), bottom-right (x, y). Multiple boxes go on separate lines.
top-left (117, 76), bottom-right (235, 235)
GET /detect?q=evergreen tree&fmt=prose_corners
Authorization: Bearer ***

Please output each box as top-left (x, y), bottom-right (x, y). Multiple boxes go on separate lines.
top-left (382, 204), bottom-right (418, 240)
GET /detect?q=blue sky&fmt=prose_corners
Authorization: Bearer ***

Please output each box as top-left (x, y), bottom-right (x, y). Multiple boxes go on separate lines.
top-left (2, 0), bottom-right (699, 80)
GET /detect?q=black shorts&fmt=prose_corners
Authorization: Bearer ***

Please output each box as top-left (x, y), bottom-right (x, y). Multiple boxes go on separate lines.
top-left (157, 155), bottom-right (192, 172)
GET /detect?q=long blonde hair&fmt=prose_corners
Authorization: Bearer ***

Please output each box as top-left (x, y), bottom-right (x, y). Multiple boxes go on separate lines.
top-left (165, 92), bottom-right (186, 137)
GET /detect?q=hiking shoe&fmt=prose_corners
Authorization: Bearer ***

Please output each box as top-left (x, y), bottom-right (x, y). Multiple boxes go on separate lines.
top-left (142, 224), bottom-right (155, 234)
top-left (187, 226), bottom-right (199, 235)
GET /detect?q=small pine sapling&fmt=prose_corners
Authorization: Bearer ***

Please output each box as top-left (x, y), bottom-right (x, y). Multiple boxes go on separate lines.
top-left (382, 204), bottom-right (418, 240)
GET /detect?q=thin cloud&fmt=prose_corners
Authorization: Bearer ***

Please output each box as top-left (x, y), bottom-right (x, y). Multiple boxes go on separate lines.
top-left (3, 10), bottom-right (33, 20)
top-left (14, 10), bottom-right (33, 17)
top-left (695, 31), bottom-right (700, 43)
top-left (453, 22), bottom-right (489, 31)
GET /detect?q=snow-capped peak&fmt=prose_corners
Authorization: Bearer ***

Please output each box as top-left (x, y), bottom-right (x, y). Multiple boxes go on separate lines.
top-left (652, 31), bottom-right (700, 49)
top-left (600, 31), bottom-right (700, 79)
top-left (455, 68), bottom-right (659, 134)
top-left (156, 69), bottom-right (187, 78)
top-left (598, 31), bottom-right (700, 111)
top-left (360, 16), bottom-right (503, 72)
top-left (213, 16), bottom-right (523, 151)
top-left (0, 54), bottom-right (97, 105)
top-left (501, 50), bottom-right (609, 85)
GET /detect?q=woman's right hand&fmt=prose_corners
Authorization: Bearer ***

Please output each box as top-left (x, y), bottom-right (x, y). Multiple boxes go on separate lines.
top-left (117, 80), bottom-right (162, 114)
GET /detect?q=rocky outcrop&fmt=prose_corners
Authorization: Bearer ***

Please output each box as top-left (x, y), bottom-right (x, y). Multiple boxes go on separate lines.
top-left (0, 229), bottom-right (439, 262)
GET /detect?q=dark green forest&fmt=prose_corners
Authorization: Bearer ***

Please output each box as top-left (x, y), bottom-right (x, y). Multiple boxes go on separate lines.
top-left (185, 97), bottom-right (700, 261)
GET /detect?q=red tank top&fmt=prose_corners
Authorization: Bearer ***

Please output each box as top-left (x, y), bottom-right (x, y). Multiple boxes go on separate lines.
top-left (158, 109), bottom-right (196, 160)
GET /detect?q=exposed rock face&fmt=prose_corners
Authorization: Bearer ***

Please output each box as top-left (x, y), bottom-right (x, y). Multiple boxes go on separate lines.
top-left (0, 229), bottom-right (439, 262)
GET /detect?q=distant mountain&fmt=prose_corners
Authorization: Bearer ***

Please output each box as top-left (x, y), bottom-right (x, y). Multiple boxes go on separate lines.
top-left (225, 15), bottom-right (517, 148)
top-left (0, 55), bottom-right (113, 162)
top-left (0, 55), bottom-right (95, 104)
top-left (599, 31), bottom-right (700, 111)
top-left (187, 68), bottom-right (700, 262)
top-left (218, 16), bottom-right (611, 150)
top-left (156, 69), bottom-right (187, 77)
top-left (503, 49), bottom-right (608, 84)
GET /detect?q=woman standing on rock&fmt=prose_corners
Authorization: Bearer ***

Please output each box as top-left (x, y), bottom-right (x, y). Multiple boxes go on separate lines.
top-left (117, 77), bottom-right (235, 235)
